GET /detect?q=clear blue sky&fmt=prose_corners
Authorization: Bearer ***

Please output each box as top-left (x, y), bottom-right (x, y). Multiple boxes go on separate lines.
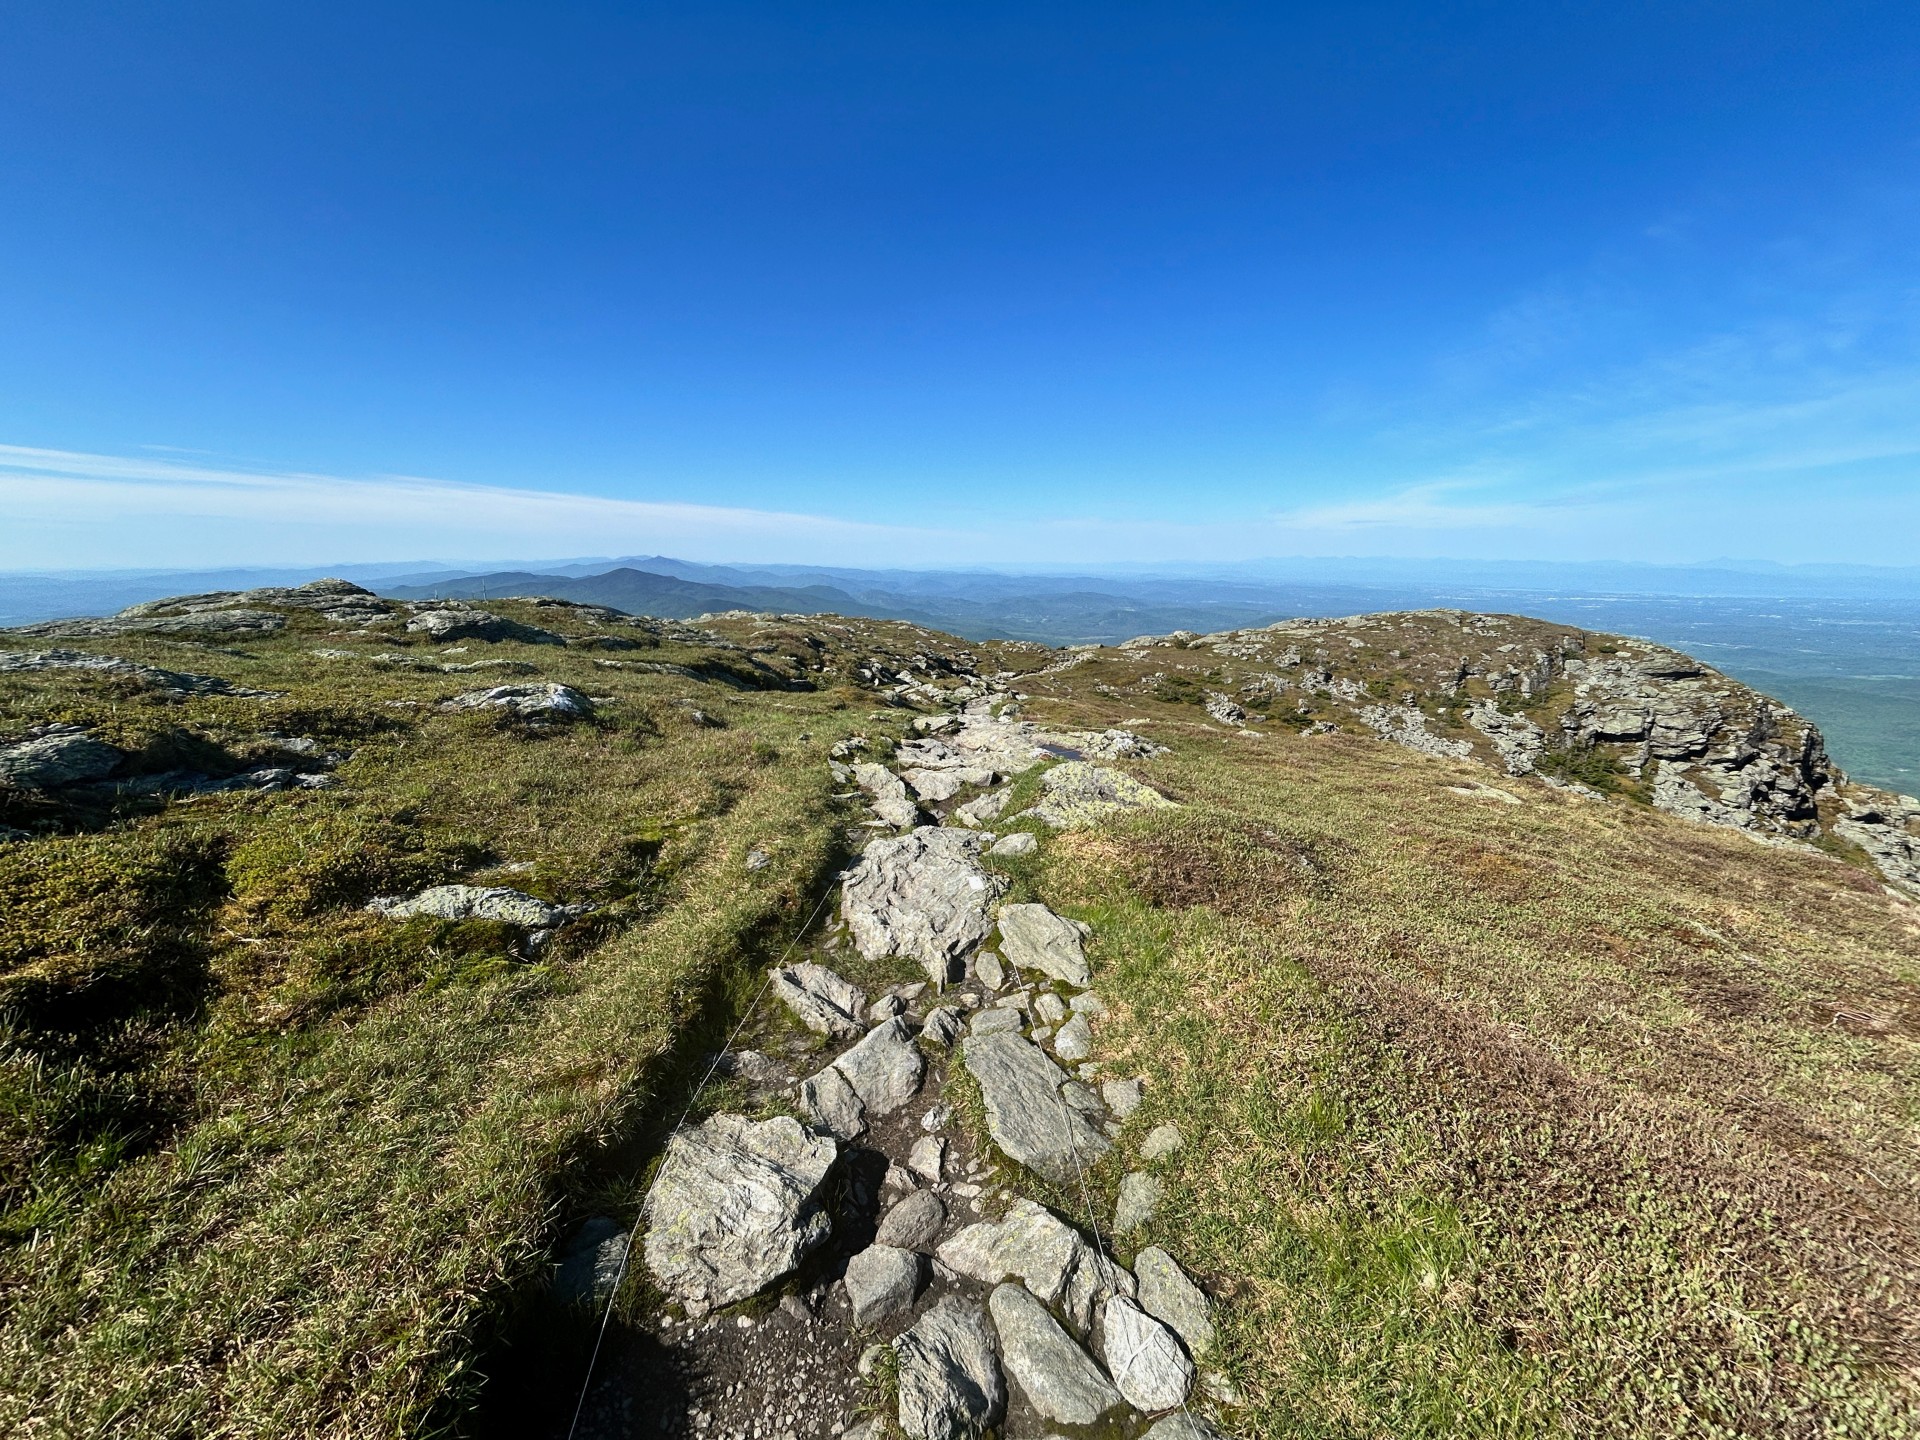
top-left (3, 2), bottom-right (1918, 568)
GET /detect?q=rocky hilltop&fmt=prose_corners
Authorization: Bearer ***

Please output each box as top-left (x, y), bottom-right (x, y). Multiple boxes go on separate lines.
top-left (3, 580), bottom-right (1918, 1440)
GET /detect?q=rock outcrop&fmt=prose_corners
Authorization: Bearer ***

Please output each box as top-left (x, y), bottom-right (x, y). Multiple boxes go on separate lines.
top-left (642, 1114), bottom-right (837, 1317)
top-left (841, 827), bottom-right (1006, 985)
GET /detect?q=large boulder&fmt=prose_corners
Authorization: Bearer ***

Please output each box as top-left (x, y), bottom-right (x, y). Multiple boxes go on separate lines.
top-left (404, 605), bottom-right (564, 645)
top-left (988, 1283), bottom-right (1125, 1425)
top-left (1027, 762), bottom-right (1174, 828)
top-left (960, 1033), bottom-right (1111, 1187)
top-left (996, 903), bottom-right (1092, 988)
top-left (893, 1297), bottom-right (1006, 1440)
top-left (642, 1114), bottom-right (837, 1317)
top-left (841, 827), bottom-right (1006, 986)
top-left (936, 1197), bottom-right (1133, 1337)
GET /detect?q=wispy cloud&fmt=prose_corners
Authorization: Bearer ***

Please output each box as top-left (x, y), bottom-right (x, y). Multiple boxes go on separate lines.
top-left (0, 444), bottom-right (967, 569)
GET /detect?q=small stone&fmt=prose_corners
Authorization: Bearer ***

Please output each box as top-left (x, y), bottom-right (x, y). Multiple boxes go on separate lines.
top-left (908, 1135), bottom-right (946, 1183)
top-left (552, 1217), bottom-right (629, 1307)
top-left (921, 1006), bottom-right (965, 1046)
top-left (1114, 1172), bottom-right (1163, 1235)
top-left (1101, 1296), bottom-right (1194, 1411)
top-left (877, 1189), bottom-right (947, 1252)
top-left (1069, 991), bottom-right (1107, 1016)
top-left (922, 1102), bottom-right (953, 1132)
top-left (1101, 1079), bottom-right (1143, 1120)
top-left (1140, 1123), bottom-right (1184, 1162)
top-left (369, 884), bottom-right (567, 928)
top-left (1053, 1013), bottom-right (1094, 1063)
top-left (1030, 1025), bottom-right (1053, 1044)
top-left (779, 1294), bottom-right (814, 1325)
top-left (746, 848), bottom-right (772, 871)
top-left (975, 951), bottom-right (1006, 989)
top-left (857, 1343), bottom-right (886, 1377)
top-left (986, 831), bottom-right (1037, 857)
top-left (869, 994), bottom-right (909, 1021)
top-left (845, 1244), bottom-right (926, 1327)
top-left (1034, 993), bottom-right (1068, 1024)
top-left (801, 1065), bottom-right (867, 1140)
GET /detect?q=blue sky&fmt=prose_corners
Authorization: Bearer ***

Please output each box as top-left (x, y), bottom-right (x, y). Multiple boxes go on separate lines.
top-left (3, 2), bottom-right (1919, 569)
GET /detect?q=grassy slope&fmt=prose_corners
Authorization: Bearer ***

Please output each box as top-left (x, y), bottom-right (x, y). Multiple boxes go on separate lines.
top-left (0, 607), bottom-right (932, 1437)
top-left (1002, 677), bottom-right (1920, 1437)
top-left (4, 604), bottom-right (1918, 1438)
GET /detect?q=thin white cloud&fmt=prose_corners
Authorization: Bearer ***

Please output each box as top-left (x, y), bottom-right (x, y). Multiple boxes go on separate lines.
top-left (0, 444), bottom-right (966, 568)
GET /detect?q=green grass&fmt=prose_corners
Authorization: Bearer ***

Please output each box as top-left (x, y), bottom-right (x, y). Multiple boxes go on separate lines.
top-left (0, 601), bottom-right (976, 1437)
top-left (1014, 717), bottom-right (1920, 1439)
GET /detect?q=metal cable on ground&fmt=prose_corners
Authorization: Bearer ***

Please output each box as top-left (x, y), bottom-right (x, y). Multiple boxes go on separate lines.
top-left (564, 876), bottom-right (841, 1440)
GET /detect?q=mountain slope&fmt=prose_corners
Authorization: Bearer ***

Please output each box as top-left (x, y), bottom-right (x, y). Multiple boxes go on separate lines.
top-left (1, 582), bottom-right (1916, 1438)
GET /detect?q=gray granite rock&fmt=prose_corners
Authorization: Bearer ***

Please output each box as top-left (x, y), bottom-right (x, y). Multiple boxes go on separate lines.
top-left (975, 951), bottom-right (1006, 989)
top-left (845, 1243), bottom-right (926, 1326)
top-left (1101, 1078), bottom-right (1144, 1120)
top-left (908, 1135), bottom-right (946, 1183)
top-left (921, 1006), bottom-right (965, 1046)
top-left (877, 1188), bottom-right (947, 1252)
top-left (958, 789), bottom-right (1014, 827)
top-left (1028, 761), bottom-right (1175, 828)
top-left (1114, 1172), bottom-right (1163, 1235)
top-left (438, 681), bottom-right (593, 718)
top-left (1034, 993), bottom-right (1068, 1025)
top-left (1135, 1246), bottom-right (1215, 1357)
top-left (937, 1198), bottom-right (1135, 1336)
top-left (770, 962), bottom-right (869, 1038)
top-left (1140, 1123), bottom-right (1184, 1162)
top-left (969, 1007), bottom-right (1024, 1036)
top-left (853, 762), bottom-right (920, 829)
top-left (988, 1283), bottom-right (1125, 1425)
top-left (841, 827), bottom-right (1007, 985)
top-left (404, 606), bottom-right (564, 645)
top-left (836, 1016), bottom-right (926, 1116)
top-left (1053, 1012), bottom-right (1094, 1063)
top-left (0, 726), bottom-right (124, 789)
top-left (893, 1297), bottom-right (1006, 1440)
top-left (368, 884), bottom-right (568, 927)
top-left (642, 1114), bottom-right (836, 1317)
top-left (961, 1032), bottom-right (1111, 1186)
top-left (801, 1064), bottom-right (867, 1140)
top-left (996, 904), bottom-right (1092, 988)
top-left (986, 830), bottom-right (1036, 856)
top-left (1101, 1297), bottom-right (1194, 1411)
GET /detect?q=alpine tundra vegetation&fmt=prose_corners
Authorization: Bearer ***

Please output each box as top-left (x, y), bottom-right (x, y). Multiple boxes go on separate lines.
top-left (2, 580), bottom-right (1917, 1440)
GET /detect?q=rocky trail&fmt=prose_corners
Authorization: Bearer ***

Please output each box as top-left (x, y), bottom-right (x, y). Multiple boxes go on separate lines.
top-left (551, 695), bottom-right (1232, 1440)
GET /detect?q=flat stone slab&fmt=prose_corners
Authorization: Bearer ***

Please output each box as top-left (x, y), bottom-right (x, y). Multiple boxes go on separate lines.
top-left (1102, 1296), bottom-right (1194, 1411)
top-left (841, 827), bottom-right (1007, 986)
top-left (961, 1032), bottom-right (1111, 1186)
top-left (438, 681), bottom-right (593, 718)
top-left (642, 1114), bottom-right (837, 1318)
top-left (853, 762), bottom-right (920, 828)
top-left (893, 1296), bottom-right (1006, 1440)
top-left (0, 727), bottom-right (123, 789)
top-left (1028, 761), bottom-right (1174, 828)
top-left (368, 884), bottom-right (569, 928)
top-left (996, 904), bottom-right (1092, 988)
top-left (1115, 1172), bottom-right (1164, 1235)
top-left (989, 1283), bottom-right (1125, 1425)
top-left (1135, 1246), bottom-right (1215, 1357)
top-left (770, 962), bottom-right (868, 1038)
top-left (938, 1197), bottom-right (1134, 1337)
